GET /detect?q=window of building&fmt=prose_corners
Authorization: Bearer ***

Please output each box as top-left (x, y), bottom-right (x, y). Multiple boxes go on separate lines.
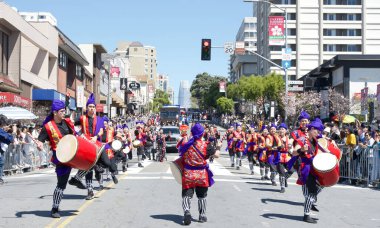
top-left (76, 64), bottom-right (83, 80)
top-left (39, 15), bottom-right (46, 19)
top-left (0, 31), bottom-right (9, 75)
top-left (347, 44), bottom-right (361, 52)
top-left (150, 74), bottom-right (153, 79)
top-left (58, 50), bottom-right (68, 69)
top-left (324, 44), bottom-right (336, 52)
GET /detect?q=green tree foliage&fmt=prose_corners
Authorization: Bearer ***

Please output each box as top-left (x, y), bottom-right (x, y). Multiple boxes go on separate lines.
top-left (152, 89), bottom-right (170, 113)
top-left (216, 97), bottom-right (234, 114)
top-left (190, 72), bottom-right (227, 110)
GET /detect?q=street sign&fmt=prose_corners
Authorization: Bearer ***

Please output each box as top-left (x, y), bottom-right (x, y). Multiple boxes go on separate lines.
top-left (129, 81), bottom-right (140, 90)
top-left (288, 80), bottom-right (303, 85)
top-left (288, 86), bottom-right (304, 92)
top-left (281, 48), bottom-right (292, 69)
top-left (224, 42), bottom-right (235, 54)
top-left (235, 41), bottom-right (245, 55)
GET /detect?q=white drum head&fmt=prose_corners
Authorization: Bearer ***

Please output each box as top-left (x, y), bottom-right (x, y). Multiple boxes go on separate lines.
top-left (112, 140), bottom-right (122, 151)
top-left (169, 162), bottom-right (182, 185)
top-left (133, 140), bottom-right (141, 148)
top-left (56, 135), bottom-right (77, 163)
top-left (313, 152), bottom-right (337, 172)
top-left (122, 147), bottom-right (130, 154)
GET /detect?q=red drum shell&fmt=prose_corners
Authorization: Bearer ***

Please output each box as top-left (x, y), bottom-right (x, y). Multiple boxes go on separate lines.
top-left (56, 135), bottom-right (103, 171)
top-left (312, 152), bottom-right (340, 187)
top-left (169, 157), bottom-right (184, 184)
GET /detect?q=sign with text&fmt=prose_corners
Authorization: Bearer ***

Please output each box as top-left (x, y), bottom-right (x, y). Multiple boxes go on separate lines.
top-left (269, 16), bottom-right (285, 46)
top-left (235, 41), bottom-right (245, 55)
top-left (0, 92), bottom-right (31, 108)
top-left (76, 85), bottom-right (84, 108)
top-left (224, 42), bottom-right (235, 54)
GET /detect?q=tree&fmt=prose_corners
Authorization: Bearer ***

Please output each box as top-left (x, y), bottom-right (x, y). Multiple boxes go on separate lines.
top-left (328, 88), bottom-right (350, 121)
top-left (216, 97), bottom-right (234, 114)
top-left (190, 72), bottom-right (227, 110)
top-left (152, 89), bottom-right (170, 113)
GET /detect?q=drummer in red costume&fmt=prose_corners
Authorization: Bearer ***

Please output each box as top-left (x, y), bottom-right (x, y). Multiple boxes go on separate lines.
top-left (220, 125), bottom-right (235, 167)
top-left (258, 126), bottom-right (270, 180)
top-left (289, 118), bottom-right (325, 223)
top-left (72, 94), bottom-right (118, 200)
top-left (245, 124), bottom-right (258, 175)
top-left (233, 124), bottom-right (245, 170)
top-left (177, 124), bottom-right (189, 150)
top-left (265, 123), bottom-right (281, 186)
top-left (36, 100), bottom-right (79, 218)
top-left (179, 123), bottom-right (220, 225)
top-left (276, 123), bottom-right (293, 193)
top-left (134, 121), bottom-right (146, 167)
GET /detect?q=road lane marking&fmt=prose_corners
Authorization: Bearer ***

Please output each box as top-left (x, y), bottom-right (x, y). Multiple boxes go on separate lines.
top-left (233, 184), bottom-right (242, 192)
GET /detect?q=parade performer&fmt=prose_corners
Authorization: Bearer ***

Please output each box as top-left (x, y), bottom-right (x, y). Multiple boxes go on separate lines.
top-left (179, 123), bottom-right (221, 225)
top-left (221, 125), bottom-right (235, 167)
top-left (135, 121), bottom-right (146, 167)
top-left (233, 124), bottom-right (245, 170)
top-left (71, 94), bottom-right (118, 200)
top-left (258, 126), bottom-right (270, 180)
top-left (265, 124), bottom-right (281, 186)
top-left (244, 124), bottom-right (258, 175)
top-left (290, 118), bottom-right (326, 223)
top-left (277, 123), bottom-right (292, 193)
top-left (177, 124), bottom-right (189, 149)
top-left (36, 100), bottom-right (78, 218)
top-left (120, 124), bottom-right (132, 172)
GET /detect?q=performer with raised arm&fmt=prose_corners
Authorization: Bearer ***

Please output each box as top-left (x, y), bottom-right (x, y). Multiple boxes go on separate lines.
top-left (36, 100), bottom-right (79, 218)
top-left (179, 123), bottom-right (221, 225)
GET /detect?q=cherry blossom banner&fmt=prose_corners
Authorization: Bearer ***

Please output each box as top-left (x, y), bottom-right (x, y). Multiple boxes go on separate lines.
top-left (268, 16), bottom-right (285, 46)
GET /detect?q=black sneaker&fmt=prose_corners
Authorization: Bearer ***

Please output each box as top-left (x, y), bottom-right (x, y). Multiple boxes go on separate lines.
top-left (251, 171), bottom-right (254, 175)
top-left (98, 185), bottom-right (104, 191)
top-left (311, 205), bottom-right (319, 212)
top-left (68, 177), bottom-right (86, 189)
top-left (264, 176), bottom-right (270, 180)
top-left (86, 190), bottom-right (94, 200)
top-left (122, 165), bottom-right (126, 172)
top-left (51, 208), bottom-right (60, 218)
top-left (198, 215), bottom-right (207, 223)
top-left (111, 174), bottom-right (118, 184)
top-left (272, 181), bottom-right (277, 186)
top-left (303, 214), bottom-right (317, 224)
top-left (280, 188), bottom-right (285, 193)
top-left (138, 163), bottom-right (144, 168)
top-left (183, 211), bottom-right (192, 225)
top-left (236, 166), bottom-right (240, 170)
top-left (261, 176), bottom-right (265, 180)
top-left (285, 179), bottom-right (288, 187)
top-left (231, 163), bottom-right (234, 167)
top-left (239, 160), bottom-right (242, 166)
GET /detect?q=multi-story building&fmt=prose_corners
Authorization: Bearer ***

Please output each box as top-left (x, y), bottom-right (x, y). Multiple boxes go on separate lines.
top-left (255, 0), bottom-right (380, 79)
top-left (167, 87), bottom-right (175, 105)
top-left (229, 17), bottom-right (258, 82)
top-left (179, 80), bottom-right (191, 109)
top-left (115, 41), bottom-right (158, 114)
top-left (156, 74), bottom-right (168, 92)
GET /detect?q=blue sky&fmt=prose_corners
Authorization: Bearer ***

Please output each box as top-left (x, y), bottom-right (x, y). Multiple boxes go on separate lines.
top-left (6, 0), bottom-right (252, 103)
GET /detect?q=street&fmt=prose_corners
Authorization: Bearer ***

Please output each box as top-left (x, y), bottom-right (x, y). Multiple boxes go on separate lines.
top-left (1, 132), bottom-right (379, 228)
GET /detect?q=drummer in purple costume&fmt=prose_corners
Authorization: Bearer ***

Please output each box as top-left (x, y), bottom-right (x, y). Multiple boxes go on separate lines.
top-left (36, 100), bottom-right (78, 218)
top-left (289, 118), bottom-right (325, 223)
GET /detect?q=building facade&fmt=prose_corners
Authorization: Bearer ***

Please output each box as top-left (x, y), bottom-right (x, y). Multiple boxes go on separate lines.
top-left (229, 17), bottom-right (259, 82)
top-left (178, 80), bottom-right (191, 109)
top-left (255, 0), bottom-right (380, 79)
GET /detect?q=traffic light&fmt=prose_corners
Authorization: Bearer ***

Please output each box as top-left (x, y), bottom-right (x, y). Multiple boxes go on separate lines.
top-left (201, 39), bottom-right (211, 61)
top-left (65, 93), bottom-right (70, 107)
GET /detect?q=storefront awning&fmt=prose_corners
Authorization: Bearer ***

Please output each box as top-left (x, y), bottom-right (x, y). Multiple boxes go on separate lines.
top-left (0, 92), bottom-right (32, 109)
top-left (32, 89), bottom-right (76, 110)
top-left (111, 93), bottom-right (126, 108)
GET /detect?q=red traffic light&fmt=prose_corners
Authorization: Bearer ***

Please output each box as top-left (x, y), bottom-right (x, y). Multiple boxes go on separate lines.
top-left (203, 40), bottom-right (209, 47)
top-left (201, 39), bottom-right (211, 61)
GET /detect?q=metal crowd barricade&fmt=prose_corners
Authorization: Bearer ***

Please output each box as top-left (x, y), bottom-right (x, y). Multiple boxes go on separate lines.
top-left (3, 142), bottom-right (51, 175)
top-left (338, 144), bottom-right (380, 187)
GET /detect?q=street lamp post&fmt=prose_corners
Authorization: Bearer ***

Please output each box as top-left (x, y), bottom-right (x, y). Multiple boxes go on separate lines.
top-left (244, 0), bottom-right (289, 122)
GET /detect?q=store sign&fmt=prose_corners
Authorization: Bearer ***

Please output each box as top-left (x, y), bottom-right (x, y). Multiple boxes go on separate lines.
top-left (0, 92), bottom-right (31, 108)
top-left (76, 85), bottom-right (84, 108)
top-left (219, 81), bottom-right (226, 93)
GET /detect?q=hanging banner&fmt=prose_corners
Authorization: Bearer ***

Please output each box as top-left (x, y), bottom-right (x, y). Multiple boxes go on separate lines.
top-left (269, 16), bottom-right (285, 46)
top-left (219, 81), bottom-right (226, 93)
top-left (76, 85), bottom-right (84, 108)
top-left (110, 67), bottom-right (120, 78)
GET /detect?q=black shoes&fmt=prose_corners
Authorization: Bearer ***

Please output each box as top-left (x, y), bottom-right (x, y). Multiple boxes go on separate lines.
top-left (198, 215), bottom-right (207, 223)
top-left (303, 214), bottom-right (317, 224)
top-left (280, 188), bottom-right (285, 193)
top-left (51, 208), bottom-right (60, 218)
top-left (285, 179), bottom-right (288, 187)
top-left (68, 177), bottom-right (86, 189)
top-left (183, 211), bottom-right (192, 225)
top-left (236, 166), bottom-right (240, 170)
top-left (251, 171), bottom-right (254, 175)
top-left (261, 176), bottom-right (265, 180)
top-left (138, 163), bottom-right (144, 168)
top-left (264, 176), bottom-right (270, 180)
top-left (231, 163), bottom-right (235, 167)
top-left (122, 165), bottom-right (126, 172)
top-left (86, 190), bottom-right (94, 200)
top-left (271, 181), bottom-right (277, 186)
top-left (111, 174), bottom-right (118, 184)
top-left (311, 205), bottom-right (319, 212)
